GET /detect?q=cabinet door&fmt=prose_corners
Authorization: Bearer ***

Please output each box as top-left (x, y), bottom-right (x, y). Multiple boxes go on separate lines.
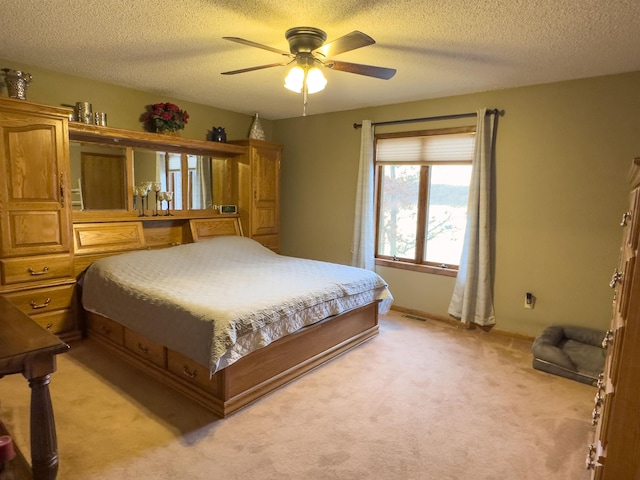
top-left (251, 145), bottom-right (280, 236)
top-left (0, 111), bottom-right (71, 257)
top-left (595, 184), bottom-right (640, 478)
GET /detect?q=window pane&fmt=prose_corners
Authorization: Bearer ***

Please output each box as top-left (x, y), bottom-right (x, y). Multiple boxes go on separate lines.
top-left (424, 165), bottom-right (471, 265)
top-left (377, 165), bottom-right (420, 259)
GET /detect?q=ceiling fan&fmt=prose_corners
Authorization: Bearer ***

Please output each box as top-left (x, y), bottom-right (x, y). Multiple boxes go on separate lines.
top-left (221, 27), bottom-right (396, 115)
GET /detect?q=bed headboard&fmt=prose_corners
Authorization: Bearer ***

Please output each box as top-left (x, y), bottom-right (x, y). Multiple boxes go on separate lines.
top-left (189, 217), bottom-right (244, 242)
top-left (72, 215), bottom-right (243, 277)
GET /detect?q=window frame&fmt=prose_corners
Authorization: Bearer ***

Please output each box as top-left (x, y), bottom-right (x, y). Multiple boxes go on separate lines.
top-left (374, 126), bottom-right (476, 277)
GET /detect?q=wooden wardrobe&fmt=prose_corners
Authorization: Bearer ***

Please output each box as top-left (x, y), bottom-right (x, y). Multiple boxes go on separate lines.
top-left (587, 157), bottom-right (640, 478)
top-left (0, 98), bottom-right (80, 341)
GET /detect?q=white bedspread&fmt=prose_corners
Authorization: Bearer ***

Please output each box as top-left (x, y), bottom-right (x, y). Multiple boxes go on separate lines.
top-left (82, 236), bottom-right (393, 374)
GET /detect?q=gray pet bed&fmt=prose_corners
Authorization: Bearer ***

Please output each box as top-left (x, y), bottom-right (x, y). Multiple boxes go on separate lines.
top-left (531, 324), bottom-right (606, 386)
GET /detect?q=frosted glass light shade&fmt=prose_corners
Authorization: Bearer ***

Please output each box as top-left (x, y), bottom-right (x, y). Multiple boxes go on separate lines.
top-left (306, 67), bottom-right (327, 94)
top-left (284, 66), bottom-right (305, 93)
top-left (284, 65), bottom-right (327, 94)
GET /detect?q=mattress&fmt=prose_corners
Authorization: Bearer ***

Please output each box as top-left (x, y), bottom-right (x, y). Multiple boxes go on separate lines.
top-left (82, 235), bottom-right (393, 374)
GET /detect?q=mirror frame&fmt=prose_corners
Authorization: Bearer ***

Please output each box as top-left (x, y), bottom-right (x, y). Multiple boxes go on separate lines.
top-left (69, 122), bottom-right (246, 221)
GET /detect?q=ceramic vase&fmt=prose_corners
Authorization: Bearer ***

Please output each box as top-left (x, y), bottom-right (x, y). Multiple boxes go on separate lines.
top-left (249, 113), bottom-right (265, 140)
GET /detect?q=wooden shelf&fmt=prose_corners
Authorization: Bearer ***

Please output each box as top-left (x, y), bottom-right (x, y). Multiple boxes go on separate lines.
top-left (72, 209), bottom-right (238, 223)
top-left (69, 122), bottom-right (247, 158)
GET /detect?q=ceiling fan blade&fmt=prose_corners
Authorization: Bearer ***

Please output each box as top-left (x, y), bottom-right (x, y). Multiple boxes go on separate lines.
top-left (327, 60), bottom-right (396, 80)
top-left (222, 36), bottom-right (291, 56)
top-left (314, 31), bottom-right (375, 58)
top-left (221, 62), bottom-right (289, 75)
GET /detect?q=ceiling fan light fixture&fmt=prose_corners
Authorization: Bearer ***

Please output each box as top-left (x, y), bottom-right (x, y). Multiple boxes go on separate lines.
top-left (306, 67), bottom-right (327, 94)
top-left (284, 65), bottom-right (305, 93)
top-left (284, 65), bottom-right (327, 94)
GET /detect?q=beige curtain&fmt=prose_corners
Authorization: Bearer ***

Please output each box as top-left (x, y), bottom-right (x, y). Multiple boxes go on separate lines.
top-left (448, 108), bottom-right (497, 326)
top-left (351, 120), bottom-right (375, 270)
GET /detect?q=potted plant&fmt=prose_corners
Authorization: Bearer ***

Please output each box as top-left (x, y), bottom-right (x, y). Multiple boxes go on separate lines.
top-left (140, 102), bottom-right (189, 135)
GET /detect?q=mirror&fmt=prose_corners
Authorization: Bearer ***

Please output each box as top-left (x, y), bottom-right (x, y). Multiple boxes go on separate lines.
top-left (70, 142), bottom-right (127, 210)
top-left (70, 141), bottom-right (219, 212)
top-left (132, 149), bottom-right (215, 211)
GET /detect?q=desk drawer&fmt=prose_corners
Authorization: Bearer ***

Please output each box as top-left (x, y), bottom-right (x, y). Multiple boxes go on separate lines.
top-left (124, 329), bottom-right (166, 368)
top-left (1, 254), bottom-right (73, 286)
top-left (4, 284), bottom-right (75, 315)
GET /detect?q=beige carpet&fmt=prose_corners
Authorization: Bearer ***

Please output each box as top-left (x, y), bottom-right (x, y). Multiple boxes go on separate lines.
top-left (0, 311), bottom-right (594, 480)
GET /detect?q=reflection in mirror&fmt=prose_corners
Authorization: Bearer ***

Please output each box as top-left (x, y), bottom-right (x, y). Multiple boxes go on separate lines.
top-left (70, 142), bottom-right (127, 210)
top-left (187, 155), bottom-right (213, 210)
top-left (132, 149), bottom-right (215, 211)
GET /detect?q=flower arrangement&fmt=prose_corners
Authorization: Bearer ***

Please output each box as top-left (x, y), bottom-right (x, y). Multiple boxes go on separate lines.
top-left (140, 102), bottom-right (189, 133)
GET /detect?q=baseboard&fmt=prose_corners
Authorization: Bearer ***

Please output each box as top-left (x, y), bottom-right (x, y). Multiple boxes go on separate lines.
top-left (388, 305), bottom-right (535, 342)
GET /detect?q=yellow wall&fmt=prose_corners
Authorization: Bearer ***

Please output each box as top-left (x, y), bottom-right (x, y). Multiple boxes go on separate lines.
top-left (0, 59), bottom-right (270, 141)
top-left (273, 72), bottom-right (640, 336)
top-left (4, 57), bottom-right (639, 336)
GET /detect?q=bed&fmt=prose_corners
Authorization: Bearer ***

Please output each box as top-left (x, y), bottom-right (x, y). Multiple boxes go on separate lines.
top-left (80, 219), bottom-right (392, 417)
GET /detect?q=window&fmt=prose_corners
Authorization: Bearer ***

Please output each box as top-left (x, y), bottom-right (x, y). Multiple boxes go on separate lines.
top-left (375, 127), bottom-right (475, 276)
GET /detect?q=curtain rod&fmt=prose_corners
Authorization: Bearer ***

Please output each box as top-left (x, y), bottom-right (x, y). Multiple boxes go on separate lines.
top-left (353, 108), bottom-right (501, 129)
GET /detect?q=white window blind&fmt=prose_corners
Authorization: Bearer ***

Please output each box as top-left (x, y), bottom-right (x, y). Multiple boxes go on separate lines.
top-left (376, 132), bottom-right (475, 164)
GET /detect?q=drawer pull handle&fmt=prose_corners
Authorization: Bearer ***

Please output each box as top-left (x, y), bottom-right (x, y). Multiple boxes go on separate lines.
top-left (592, 406), bottom-right (601, 426)
top-left (182, 366), bottom-right (197, 379)
top-left (100, 325), bottom-right (112, 335)
top-left (594, 390), bottom-right (604, 407)
top-left (137, 343), bottom-right (149, 354)
top-left (585, 444), bottom-right (596, 470)
top-left (602, 330), bottom-right (614, 349)
top-left (60, 173), bottom-right (65, 207)
top-left (45, 323), bottom-right (53, 330)
top-left (28, 266), bottom-right (49, 276)
top-left (620, 211), bottom-right (632, 226)
top-left (29, 298), bottom-right (51, 309)
top-left (609, 268), bottom-right (623, 289)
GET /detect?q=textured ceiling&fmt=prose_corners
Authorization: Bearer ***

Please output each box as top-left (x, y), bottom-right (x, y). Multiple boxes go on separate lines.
top-left (0, 0), bottom-right (639, 120)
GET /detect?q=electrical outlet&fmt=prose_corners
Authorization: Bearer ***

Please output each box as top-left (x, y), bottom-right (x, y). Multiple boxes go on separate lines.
top-left (524, 292), bottom-right (535, 309)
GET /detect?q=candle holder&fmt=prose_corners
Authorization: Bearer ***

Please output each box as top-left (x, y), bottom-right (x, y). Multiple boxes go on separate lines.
top-left (136, 186), bottom-right (148, 216)
top-left (164, 191), bottom-right (174, 216)
top-left (135, 183), bottom-right (152, 216)
top-left (152, 182), bottom-right (161, 216)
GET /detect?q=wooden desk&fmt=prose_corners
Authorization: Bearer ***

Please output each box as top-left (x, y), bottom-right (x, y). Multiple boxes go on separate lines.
top-left (0, 296), bottom-right (69, 480)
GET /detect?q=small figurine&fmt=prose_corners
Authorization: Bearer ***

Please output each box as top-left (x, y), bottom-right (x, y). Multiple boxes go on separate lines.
top-left (209, 127), bottom-right (226, 143)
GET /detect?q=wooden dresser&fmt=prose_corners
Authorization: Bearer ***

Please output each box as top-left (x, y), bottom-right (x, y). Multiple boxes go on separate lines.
top-left (587, 157), bottom-right (640, 478)
top-left (0, 98), bottom-right (79, 341)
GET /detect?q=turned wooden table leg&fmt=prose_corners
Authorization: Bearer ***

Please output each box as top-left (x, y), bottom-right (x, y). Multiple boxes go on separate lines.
top-left (28, 374), bottom-right (58, 480)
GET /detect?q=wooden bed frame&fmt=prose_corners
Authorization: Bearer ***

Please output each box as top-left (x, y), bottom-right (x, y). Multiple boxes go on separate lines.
top-left (85, 302), bottom-right (379, 417)
top-left (76, 216), bottom-right (380, 417)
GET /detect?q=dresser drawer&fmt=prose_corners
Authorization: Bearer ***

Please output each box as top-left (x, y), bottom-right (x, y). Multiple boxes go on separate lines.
top-left (86, 314), bottom-right (125, 345)
top-left (1, 254), bottom-right (73, 286)
top-left (4, 283), bottom-right (75, 315)
top-left (167, 349), bottom-right (222, 396)
top-left (124, 328), bottom-right (166, 368)
top-left (32, 308), bottom-right (75, 335)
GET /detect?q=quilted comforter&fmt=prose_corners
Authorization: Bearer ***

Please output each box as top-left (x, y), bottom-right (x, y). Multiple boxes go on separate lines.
top-left (82, 235), bottom-right (392, 374)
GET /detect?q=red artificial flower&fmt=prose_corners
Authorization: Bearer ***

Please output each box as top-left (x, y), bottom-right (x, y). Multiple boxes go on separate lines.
top-left (140, 102), bottom-right (189, 133)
